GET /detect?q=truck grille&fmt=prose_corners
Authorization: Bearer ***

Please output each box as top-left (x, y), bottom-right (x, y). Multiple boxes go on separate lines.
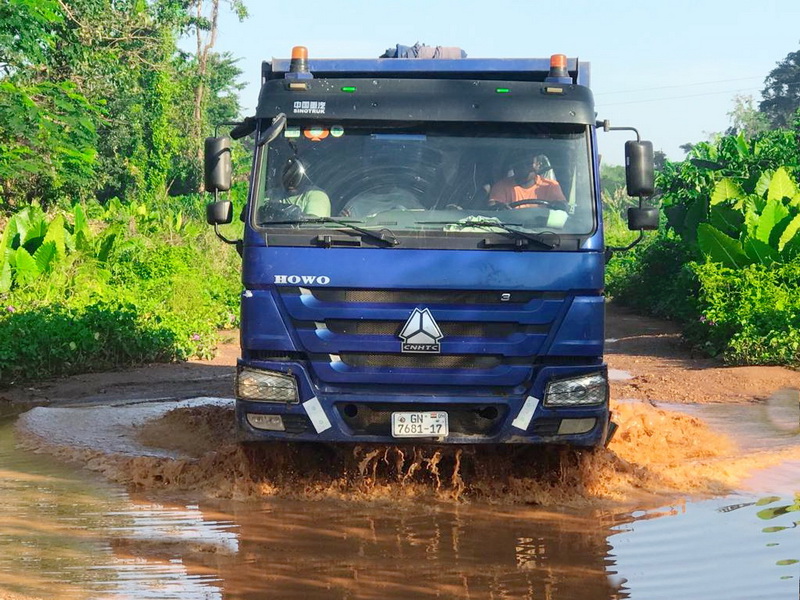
top-left (325, 320), bottom-right (547, 338)
top-left (338, 353), bottom-right (501, 369)
top-left (308, 288), bottom-right (564, 304)
top-left (277, 286), bottom-right (562, 384)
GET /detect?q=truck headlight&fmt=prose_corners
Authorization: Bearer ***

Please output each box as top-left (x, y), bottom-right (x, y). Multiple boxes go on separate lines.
top-left (236, 367), bottom-right (299, 403)
top-left (544, 372), bottom-right (607, 407)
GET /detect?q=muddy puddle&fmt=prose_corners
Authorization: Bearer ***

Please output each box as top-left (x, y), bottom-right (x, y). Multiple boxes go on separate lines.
top-left (2, 396), bottom-right (800, 599)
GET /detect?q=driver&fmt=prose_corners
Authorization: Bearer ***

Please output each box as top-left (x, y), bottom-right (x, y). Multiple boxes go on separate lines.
top-left (280, 157), bottom-right (331, 217)
top-left (488, 154), bottom-right (567, 210)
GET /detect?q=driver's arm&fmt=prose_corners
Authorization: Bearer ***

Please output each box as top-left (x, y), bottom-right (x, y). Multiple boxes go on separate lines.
top-left (538, 181), bottom-right (568, 210)
top-left (302, 189), bottom-right (331, 217)
top-left (488, 180), bottom-right (512, 207)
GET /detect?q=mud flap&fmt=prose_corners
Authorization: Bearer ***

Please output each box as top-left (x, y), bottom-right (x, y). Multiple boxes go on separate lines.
top-left (604, 420), bottom-right (618, 447)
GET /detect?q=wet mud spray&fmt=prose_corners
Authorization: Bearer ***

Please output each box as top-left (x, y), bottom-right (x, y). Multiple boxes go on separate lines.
top-left (16, 401), bottom-right (800, 507)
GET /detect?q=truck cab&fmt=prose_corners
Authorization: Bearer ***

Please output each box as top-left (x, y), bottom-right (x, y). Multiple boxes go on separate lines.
top-left (206, 47), bottom-right (656, 447)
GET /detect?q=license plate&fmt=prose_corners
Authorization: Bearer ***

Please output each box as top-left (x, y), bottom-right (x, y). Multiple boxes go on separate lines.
top-left (391, 411), bottom-right (449, 438)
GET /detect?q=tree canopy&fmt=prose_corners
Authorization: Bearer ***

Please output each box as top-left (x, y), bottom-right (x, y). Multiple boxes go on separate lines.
top-left (0, 0), bottom-right (247, 211)
top-left (760, 46), bottom-right (800, 129)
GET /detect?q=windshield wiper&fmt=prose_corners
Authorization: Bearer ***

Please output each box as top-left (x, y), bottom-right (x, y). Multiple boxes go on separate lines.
top-left (265, 217), bottom-right (400, 247)
top-left (423, 219), bottom-right (559, 249)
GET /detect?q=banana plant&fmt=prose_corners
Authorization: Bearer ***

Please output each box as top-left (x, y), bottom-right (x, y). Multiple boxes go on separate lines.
top-left (0, 206), bottom-right (61, 291)
top-left (697, 167), bottom-right (800, 268)
top-left (0, 202), bottom-right (118, 292)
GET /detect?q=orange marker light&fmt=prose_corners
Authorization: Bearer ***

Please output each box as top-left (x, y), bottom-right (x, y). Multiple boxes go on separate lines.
top-left (290, 46), bottom-right (309, 73)
top-left (548, 53), bottom-right (569, 80)
top-left (550, 54), bottom-right (567, 70)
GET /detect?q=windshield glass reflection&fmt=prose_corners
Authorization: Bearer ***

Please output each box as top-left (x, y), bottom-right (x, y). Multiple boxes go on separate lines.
top-left (254, 122), bottom-right (595, 241)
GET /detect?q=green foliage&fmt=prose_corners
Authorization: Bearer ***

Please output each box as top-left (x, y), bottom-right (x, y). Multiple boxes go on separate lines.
top-left (688, 260), bottom-right (800, 364)
top-left (696, 223), bottom-right (751, 268)
top-left (0, 80), bottom-right (98, 208)
top-left (0, 1), bottom-right (250, 384)
top-left (600, 163), bottom-right (642, 247)
top-left (602, 188), bottom-right (640, 247)
top-left (760, 47), bottom-right (800, 128)
top-left (0, 0), bottom-right (249, 209)
top-left (609, 117), bottom-right (800, 366)
top-left (0, 0), bottom-right (62, 69)
top-left (659, 131), bottom-right (800, 246)
top-left (0, 197), bottom-right (242, 384)
top-left (692, 168), bottom-right (800, 268)
top-left (600, 163), bottom-right (626, 196)
top-left (606, 233), bottom-right (700, 323)
top-left (726, 94), bottom-right (770, 139)
top-left (0, 303), bottom-right (180, 383)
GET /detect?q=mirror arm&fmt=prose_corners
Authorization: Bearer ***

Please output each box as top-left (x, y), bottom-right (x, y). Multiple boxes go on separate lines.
top-left (606, 231), bottom-right (645, 253)
top-left (605, 231), bottom-right (645, 263)
top-left (213, 222), bottom-right (238, 245)
top-left (605, 195), bottom-right (654, 261)
top-left (215, 120), bottom-right (240, 137)
top-left (210, 190), bottom-right (239, 246)
top-left (596, 120), bottom-right (641, 142)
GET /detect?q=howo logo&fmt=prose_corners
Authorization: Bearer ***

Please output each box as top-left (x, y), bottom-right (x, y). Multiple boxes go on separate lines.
top-left (274, 275), bottom-right (331, 285)
top-left (399, 308), bottom-right (443, 353)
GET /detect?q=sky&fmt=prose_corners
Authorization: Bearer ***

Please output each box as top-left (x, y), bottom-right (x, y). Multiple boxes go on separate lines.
top-left (205, 0), bottom-right (800, 166)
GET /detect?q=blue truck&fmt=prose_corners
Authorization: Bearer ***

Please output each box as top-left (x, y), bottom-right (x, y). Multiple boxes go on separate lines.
top-left (204, 46), bottom-right (656, 448)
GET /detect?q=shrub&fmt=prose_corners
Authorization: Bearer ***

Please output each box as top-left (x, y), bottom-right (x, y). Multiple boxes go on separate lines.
top-left (0, 302), bottom-right (179, 385)
top-left (0, 196), bottom-right (242, 385)
top-left (689, 260), bottom-right (800, 364)
top-left (605, 232), bottom-right (700, 323)
top-left (609, 123), bottom-right (800, 366)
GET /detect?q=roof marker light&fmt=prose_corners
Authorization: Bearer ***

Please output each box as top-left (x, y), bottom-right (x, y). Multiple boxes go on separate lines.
top-left (550, 54), bottom-right (567, 75)
top-left (495, 87), bottom-right (510, 94)
top-left (341, 86), bottom-right (357, 93)
top-left (545, 54), bottom-right (572, 84)
top-left (290, 46), bottom-right (308, 73)
top-left (286, 45), bottom-right (313, 80)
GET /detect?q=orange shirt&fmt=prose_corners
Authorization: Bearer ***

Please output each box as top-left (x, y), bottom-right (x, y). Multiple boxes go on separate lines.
top-left (489, 176), bottom-right (566, 206)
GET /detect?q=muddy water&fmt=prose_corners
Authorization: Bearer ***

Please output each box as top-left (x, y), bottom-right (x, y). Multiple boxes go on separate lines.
top-left (2, 400), bottom-right (800, 599)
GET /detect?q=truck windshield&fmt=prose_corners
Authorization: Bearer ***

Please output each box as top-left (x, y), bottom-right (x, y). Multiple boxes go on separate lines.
top-left (253, 121), bottom-right (596, 243)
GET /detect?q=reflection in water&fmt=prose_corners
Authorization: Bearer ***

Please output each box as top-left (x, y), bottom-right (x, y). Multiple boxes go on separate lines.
top-left (2, 412), bottom-right (624, 599)
top-left (608, 485), bottom-right (800, 599)
top-left (0, 417), bottom-right (117, 599)
top-left (0, 418), bottom-right (228, 599)
top-left (2, 406), bottom-right (800, 599)
top-left (168, 500), bottom-right (622, 600)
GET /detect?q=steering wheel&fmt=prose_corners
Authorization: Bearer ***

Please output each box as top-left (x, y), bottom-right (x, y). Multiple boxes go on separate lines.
top-left (505, 199), bottom-right (555, 210)
top-left (263, 202), bottom-right (306, 221)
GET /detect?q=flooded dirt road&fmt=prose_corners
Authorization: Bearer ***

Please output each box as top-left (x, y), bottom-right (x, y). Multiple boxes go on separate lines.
top-left (2, 304), bottom-right (800, 599)
top-left (2, 395), bottom-right (800, 600)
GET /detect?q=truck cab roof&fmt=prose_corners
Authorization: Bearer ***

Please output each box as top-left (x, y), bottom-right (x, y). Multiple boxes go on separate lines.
top-left (263, 57), bottom-right (590, 86)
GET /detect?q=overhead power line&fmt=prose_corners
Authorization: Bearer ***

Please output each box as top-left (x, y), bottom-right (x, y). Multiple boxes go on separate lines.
top-left (594, 75), bottom-right (764, 97)
top-left (599, 86), bottom-right (763, 107)
top-left (597, 74), bottom-right (800, 107)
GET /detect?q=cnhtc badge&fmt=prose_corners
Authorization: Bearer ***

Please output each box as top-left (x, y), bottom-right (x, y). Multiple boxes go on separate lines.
top-left (399, 308), bottom-right (443, 353)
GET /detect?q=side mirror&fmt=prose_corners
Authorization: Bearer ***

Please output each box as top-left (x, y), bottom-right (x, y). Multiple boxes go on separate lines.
top-left (627, 206), bottom-right (659, 231)
top-left (206, 200), bottom-right (233, 225)
top-left (625, 140), bottom-right (654, 197)
top-left (204, 136), bottom-right (232, 192)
